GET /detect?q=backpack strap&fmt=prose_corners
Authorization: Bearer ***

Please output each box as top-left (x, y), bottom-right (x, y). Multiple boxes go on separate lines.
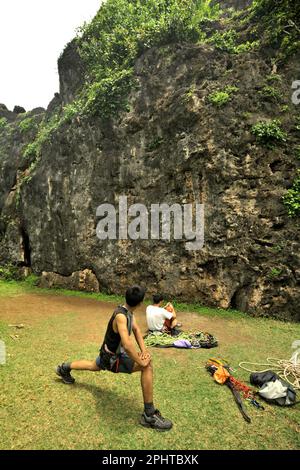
top-left (114, 306), bottom-right (133, 355)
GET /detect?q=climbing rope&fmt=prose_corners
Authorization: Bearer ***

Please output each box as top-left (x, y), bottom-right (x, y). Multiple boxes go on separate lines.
top-left (239, 357), bottom-right (300, 390)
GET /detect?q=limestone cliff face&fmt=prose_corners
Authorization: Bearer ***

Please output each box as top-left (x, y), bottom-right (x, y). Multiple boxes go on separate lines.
top-left (58, 40), bottom-right (85, 106)
top-left (0, 4), bottom-right (299, 320)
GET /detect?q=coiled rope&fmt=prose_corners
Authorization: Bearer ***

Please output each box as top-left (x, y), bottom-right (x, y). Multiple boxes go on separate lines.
top-left (239, 357), bottom-right (300, 390)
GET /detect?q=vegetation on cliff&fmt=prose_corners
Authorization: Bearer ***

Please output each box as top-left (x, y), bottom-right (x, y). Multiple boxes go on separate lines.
top-left (21, 0), bottom-right (299, 217)
top-left (75, 0), bottom-right (220, 118)
top-left (75, 0), bottom-right (300, 120)
top-left (249, 0), bottom-right (300, 60)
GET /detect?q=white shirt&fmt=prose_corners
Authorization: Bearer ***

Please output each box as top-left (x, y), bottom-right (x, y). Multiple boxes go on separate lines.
top-left (146, 305), bottom-right (173, 332)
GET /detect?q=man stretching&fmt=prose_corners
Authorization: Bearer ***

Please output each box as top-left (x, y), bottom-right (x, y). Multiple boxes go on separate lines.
top-left (56, 285), bottom-right (172, 431)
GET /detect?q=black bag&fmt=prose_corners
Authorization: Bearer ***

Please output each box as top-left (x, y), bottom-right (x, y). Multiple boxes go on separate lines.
top-left (250, 370), bottom-right (297, 406)
top-left (99, 346), bottom-right (119, 372)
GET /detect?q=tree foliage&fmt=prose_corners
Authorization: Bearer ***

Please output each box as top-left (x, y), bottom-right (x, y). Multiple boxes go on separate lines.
top-left (76, 0), bottom-right (220, 118)
top-left (250, 0), bottom-right (300, 59)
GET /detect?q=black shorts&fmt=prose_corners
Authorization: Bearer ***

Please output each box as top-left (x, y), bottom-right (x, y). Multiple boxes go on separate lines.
top-left (96, 350), bottom-right (135, 374)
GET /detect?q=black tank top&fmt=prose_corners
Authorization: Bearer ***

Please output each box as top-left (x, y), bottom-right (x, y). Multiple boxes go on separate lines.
top-left (101, 306), bottom-right (133, 353)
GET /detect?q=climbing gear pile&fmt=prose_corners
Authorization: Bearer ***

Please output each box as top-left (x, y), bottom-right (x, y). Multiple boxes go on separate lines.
top-left (144, 331), bottom-right (218, 349)
top-left (206, 358), bottom-right (265, 423)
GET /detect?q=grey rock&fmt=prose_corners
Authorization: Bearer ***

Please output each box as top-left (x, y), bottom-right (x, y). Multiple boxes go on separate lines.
top-left (13, 106), bottom-right (26, 114)
top-left (0, 23), bottom-right (299, 321)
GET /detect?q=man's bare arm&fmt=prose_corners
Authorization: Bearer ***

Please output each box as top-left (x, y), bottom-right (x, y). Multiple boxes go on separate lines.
top-left (116, 314), bottom-right (150, 367)
top-left (132, 316), bottom-right (150, 359)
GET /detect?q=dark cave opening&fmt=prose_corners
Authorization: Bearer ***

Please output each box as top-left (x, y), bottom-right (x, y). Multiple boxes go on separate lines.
top-left (21, 228), bottom-right (31, 267)
top-left (230, 289), bottom-right (239, 309)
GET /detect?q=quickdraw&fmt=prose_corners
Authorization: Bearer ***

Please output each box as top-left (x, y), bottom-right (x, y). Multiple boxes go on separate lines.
top-left (229, 376), bottom-right (254, 400)
top-left (206, 358), bottom-right (265, 423)
top-left (228, 376), bottom-right (264, 409)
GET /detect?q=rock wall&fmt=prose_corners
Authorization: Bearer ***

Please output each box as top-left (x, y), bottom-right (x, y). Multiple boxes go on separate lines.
top-left (58, 40), bottom-right (85, 106)
top-left (0, 5), bottom-right (299, 321)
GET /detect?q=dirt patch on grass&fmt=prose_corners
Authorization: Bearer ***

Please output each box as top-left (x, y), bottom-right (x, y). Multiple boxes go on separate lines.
top-left (184, 313), bottom-right (252, 345)
top-left (0, 292), bottom-right (252, 346)
top-left (0, 293), bottom-right (113, 325)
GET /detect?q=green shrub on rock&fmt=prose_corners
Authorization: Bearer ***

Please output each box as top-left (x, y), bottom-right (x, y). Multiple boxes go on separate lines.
top-left (283, 170), bottom-right (300, 217)
top-left (208, 85), bottom-right (238, 107)
top-left (258, 86), bottom-right (282, 102)
top-left (251, 120), bottom-right (287, 147)
top-left (0, 117), bottom-right (8, 130)
top-left (19, 117), bottom-right (38, 134)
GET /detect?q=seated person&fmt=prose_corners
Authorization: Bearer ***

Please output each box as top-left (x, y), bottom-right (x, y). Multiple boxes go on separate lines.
top-left (146, 294), bottom-right (181, 334)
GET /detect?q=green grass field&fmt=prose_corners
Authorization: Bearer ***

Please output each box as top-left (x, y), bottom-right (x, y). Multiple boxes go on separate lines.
top-left (0, 279), bottom-right (299, 450)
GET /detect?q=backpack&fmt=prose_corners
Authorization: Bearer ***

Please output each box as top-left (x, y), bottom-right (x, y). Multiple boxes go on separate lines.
top-left (250, 370), bottom-right (297, 406)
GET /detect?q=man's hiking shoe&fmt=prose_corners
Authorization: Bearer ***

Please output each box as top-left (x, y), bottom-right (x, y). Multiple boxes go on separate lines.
top-left (56, 364), bottom-right (75, 384)
top-left (140, 410), bottom-right (173, 431)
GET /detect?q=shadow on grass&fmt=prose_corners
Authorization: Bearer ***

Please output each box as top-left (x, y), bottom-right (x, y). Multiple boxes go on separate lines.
top-left (54, 377), bottom-right (142, 430)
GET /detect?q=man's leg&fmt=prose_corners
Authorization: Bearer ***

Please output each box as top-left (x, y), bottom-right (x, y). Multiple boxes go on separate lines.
top-left (132, 361), bottom-right (172, 430)
top-left (70, 360), bottom-right (100, 371)
top-left (132, 361), bottom-right (153, 405)
top-left (56, 359), bottom-right (100, 384)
